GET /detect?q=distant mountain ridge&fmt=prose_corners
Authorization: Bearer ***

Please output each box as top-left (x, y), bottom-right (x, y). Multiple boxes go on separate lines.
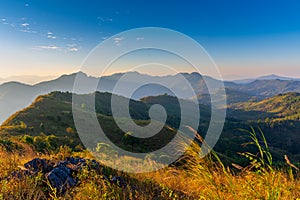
top-left (0, 71), bottom-right (220, 124)
top-left (233, 74), bottom-right (300, 84)
top-left (226, 79), bottom-right (300, 97)
top-left (1, 71), bottom-right (300, 124)
top-left (0, 75), bottom-right (56, 85)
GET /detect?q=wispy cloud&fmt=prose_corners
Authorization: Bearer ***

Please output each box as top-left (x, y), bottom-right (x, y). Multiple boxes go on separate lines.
top-left (21, 23), bottom-right (29, 27)
top-left (34, 45), bottom-right (60, 50)
top-left (97, 17), bottom-right (113, 22)
top-left (136, 37), bottom-right (144, 41)
top-left (67, 43), bottom-right (80, 52)
top-left (2, 16), bottom-right (81, 52)
top-left (21, 29), bottom-right (36, 33)
top-left (47, 35), bottom-right (56, 39)
top-left (18, 21), bottom-right (37, 34)
top-left (68, 47), bottom-right (79, 52)
top-left (46, 31), bottom-right (56, 39)
top-left (114, 37), bottom-right (123, 46)
top-left (1, 18), bottom-right (8, 25)
top-left (97, 17), bottom-right (113, 26)
top-left (33, 44), bottom-right (80, 52)
top-left (1, 17), bottom-right (36, 34)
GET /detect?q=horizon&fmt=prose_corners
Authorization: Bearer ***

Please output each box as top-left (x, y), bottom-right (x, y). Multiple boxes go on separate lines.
top-left (1, 70), bottom-right (300, 85)
top-left (1, 1), bottom-right (300, 79)
top-left (2, 1), bottom-right (300, 198)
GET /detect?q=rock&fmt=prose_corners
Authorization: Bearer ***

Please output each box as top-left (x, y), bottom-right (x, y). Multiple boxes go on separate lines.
top-left (4, 156), bottom-right (125, 195)
top-left (45, 165), bottom-right (77, 193)
top-left (67, 157), bottom-right (86, 165)
top-left (44, 157), bottom-right (103, 193)
top-left (24, 158), bottom-right (53, 173)
top-left (9, 169), bottom-right (34, 180)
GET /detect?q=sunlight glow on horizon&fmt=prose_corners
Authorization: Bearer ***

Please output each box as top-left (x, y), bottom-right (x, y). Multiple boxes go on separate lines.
top-left (1, 1), bottom-right (300, 82)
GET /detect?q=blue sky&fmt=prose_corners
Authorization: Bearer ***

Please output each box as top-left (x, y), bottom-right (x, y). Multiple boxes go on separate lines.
top-left (1, 0), bottom-right (300, 80)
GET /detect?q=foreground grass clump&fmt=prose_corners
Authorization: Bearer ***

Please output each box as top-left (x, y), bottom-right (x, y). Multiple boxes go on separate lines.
top-left (135, 127), bottom-right (300, 200)
top-left (0, 129), bottom-right (300, 199)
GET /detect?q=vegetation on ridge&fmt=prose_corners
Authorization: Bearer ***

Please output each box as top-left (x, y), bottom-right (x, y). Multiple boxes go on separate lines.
top-left (0, 127), bottom-right (300, 199)
top-left (0, 91), bottom-right (300, 199)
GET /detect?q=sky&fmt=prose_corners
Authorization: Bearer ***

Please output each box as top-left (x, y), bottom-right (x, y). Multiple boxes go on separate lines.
top-left (1, 0), bottom-right (300, 82)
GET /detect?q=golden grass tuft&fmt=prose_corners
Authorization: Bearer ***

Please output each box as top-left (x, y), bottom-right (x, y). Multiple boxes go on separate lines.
top-left (0, 128), bottom-right (300, 199)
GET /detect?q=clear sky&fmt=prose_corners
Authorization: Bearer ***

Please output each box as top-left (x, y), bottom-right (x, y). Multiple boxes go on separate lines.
top-left (1, 0), bottom-right (300, 81)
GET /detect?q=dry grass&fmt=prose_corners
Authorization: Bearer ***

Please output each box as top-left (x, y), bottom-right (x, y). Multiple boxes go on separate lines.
top-left (1, 129), bottom-right (300, 200)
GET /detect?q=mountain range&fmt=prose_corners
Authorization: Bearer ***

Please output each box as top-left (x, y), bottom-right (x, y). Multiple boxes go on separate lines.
top-left (1, 71), bottom-right (300, 125)
top-left (1, 91), bottom-right (300, 162)
top-left (0, 75), bottom-right (56, 85)
top-left (232, 74), bottom-right (300, 84)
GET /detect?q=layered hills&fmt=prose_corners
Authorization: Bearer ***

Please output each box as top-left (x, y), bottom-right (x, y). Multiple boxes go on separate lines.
top-left (1, 71), bottom-right (300, 124)
top-left (1, 91), bottom-right (300, 162)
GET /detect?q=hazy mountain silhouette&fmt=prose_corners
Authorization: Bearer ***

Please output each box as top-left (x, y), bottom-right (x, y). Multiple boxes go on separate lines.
top-left (0, 71), bottom-right (219, 123)
top-left (233, 74), bottom-right (300, 84)
top-left (1, 71), bottom-right (300, 124)
top-left (0, 75), bottom-right (56, 85)
top-left (226, 79), bottom-right (300, 97)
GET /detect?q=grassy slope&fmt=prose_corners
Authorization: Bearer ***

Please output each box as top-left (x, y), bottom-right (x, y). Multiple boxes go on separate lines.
top-left (231, 92), bottom-right (300, 121)
top-left (0, 92), bottom-right (178, 153)
top-left (0, 130), bottom-right (300, 199)
top-left (226, 93), bottom-right (300, 159)
top-left (2, 91), bottom-right (300, 161)
top-left (1, 92), bottom-right (300, 199)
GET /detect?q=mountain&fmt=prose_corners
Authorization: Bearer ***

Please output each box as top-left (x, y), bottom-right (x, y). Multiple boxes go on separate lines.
top-left (226, 79), bottom-right (300, 97)
top-left (231, 79), bottom-right (300, 97)
top-left (2, 91), bottom-right (300, 161)
top-left (257, 74), bottom-right (299, 81)
top-left (195, 88), bottom-right (263, 106)
top-left (141, 94), bottom-right (211, 132)
top-left (0, 82), bottom-right (40, 126)
top-left (0, 71), bottom-right (223, 124)
top-left (1, 71), bottom-right (300, 125)
top-left (0, 75), bottom-right (56, 85)
top-left (0, 92), bottom-right (178, 153)
top-left (230, 92), bottom-right (300, 121)
top-left (233, 74), bottom-right (300, 84)
top-left (0, 72), bottom-right (104, 124)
